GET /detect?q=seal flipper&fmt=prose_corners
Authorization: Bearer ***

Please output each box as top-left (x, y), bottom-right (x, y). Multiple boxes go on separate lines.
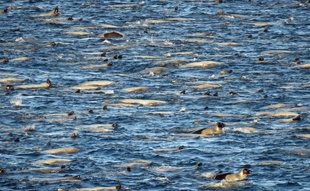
top-left (214, 173), bottom-right (232, 180)
top-left (192, 128), bottom-right (206, 134)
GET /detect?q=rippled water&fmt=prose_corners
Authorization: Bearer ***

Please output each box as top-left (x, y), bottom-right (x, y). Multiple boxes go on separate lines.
top-left (1, 0), bottom-right (310, 190)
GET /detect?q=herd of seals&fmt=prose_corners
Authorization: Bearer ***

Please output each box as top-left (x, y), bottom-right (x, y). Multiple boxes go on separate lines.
top-left (0, 0), bottom-right (310, 190)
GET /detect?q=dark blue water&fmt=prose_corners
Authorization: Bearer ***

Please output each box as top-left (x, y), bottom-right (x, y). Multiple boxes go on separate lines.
top-left (1, 0), bottom-right (310, 190)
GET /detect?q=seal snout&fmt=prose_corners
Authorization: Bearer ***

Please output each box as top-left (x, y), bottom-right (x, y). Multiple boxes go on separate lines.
top-left (243, 168), bottom-right (252, 174)
top-left (217, 122), bottom-right (225, 128)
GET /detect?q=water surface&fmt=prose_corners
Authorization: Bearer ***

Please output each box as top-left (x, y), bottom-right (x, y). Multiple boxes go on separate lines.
top-left (0, 0), bottom-right (310, 190)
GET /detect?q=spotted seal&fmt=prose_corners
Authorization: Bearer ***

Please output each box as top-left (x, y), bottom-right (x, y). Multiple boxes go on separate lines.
top-left (214, 168), bottom-right (252, 181)
top-left (193, 122), bottom-right (225, 135)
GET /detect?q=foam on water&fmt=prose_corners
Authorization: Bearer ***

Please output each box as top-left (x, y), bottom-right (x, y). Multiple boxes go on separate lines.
top-left (10, 93), bottom-right (22, 107)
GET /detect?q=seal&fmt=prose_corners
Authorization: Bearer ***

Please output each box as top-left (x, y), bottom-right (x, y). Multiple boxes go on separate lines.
top-left (71, 133), bottom-right (77, 139)
top-left (0, 8), bottom-right (8, 14)
top-left (36, 6), bottom-right (59, 17)
top-left (4, 85), bottom-right (14, 90)
top-left (214, 168), bottom-right (252, 181)
top-left (0, 58), bottom-right (9, 63)
top-left (127, 167), bottom-right (131, 172)
top-left (116, 184), bottom-right (121, 190)
top-left (258, 56), bottom-right (264, 61)
top-left (53, 6), bottom-right (59, 15)
top-left (193, 122), bottom-right (225, 135)
top-left (0, 168), bottom-right (6, 174)
top-left (46, 79), bottom-right (52, 87)
top-left (99, 31), bottom-right (125, 38)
